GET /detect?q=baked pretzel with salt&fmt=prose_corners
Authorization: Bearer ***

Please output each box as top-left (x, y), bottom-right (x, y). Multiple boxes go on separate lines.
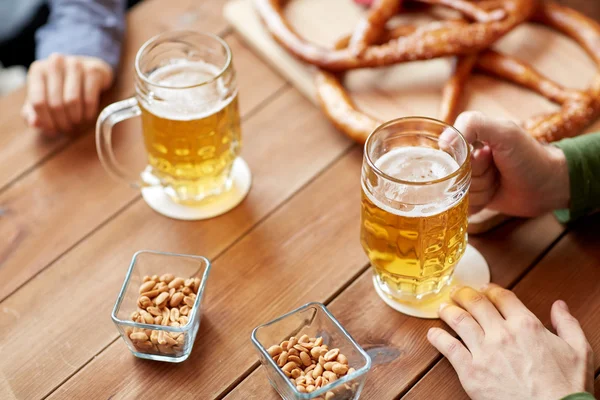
top-left (255, 0), bottom-right (536, 71)
top-left (313, 1), bottom-right (600, 143)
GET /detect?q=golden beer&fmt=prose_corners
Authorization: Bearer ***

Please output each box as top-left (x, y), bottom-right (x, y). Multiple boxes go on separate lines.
top-left (361, 118), bottom-right (471, 300)
top-left (140, 62), bottom-right (241, 203)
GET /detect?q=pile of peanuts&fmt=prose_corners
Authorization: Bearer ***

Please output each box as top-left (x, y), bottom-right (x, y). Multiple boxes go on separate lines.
top-left (126, 273), bottom-right (200, 355)
top-left (267, 334), bottom-right (356, 398)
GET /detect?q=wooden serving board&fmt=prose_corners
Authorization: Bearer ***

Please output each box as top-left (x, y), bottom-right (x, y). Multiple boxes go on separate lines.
top-left (224, 0), bottom-right (600, 233)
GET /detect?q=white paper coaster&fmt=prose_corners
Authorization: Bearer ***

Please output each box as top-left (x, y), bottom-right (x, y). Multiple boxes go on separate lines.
top-left (373, 244), bottom-right (490, 319)
top-left (141, 158), bottom-right (252, 221)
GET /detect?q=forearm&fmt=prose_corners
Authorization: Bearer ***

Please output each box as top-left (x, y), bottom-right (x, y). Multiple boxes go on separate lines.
top-left (553, 132), bottom-right (600, 222)
top-left (35, 0), bottom-right (126, 71)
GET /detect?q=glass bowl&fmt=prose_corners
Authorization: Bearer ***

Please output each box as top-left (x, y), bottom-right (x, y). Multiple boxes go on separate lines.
top-left (252, 302), bottom-right (372, 400)
top-left (111, 250), bottom-right (211, 362)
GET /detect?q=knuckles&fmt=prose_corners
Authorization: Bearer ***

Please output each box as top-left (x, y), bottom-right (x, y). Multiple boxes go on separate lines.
top-left (452, 311), bottom-right (469, 326)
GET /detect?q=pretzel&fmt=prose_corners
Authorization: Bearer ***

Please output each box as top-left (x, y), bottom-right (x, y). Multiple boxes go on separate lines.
top-left (315, 1), bottom-right (600, 143)
top-left (255, 0), bottom-right (537, 71)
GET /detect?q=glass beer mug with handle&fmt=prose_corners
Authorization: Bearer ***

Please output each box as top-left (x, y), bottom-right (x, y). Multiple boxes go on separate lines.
top-left (97, 31), bottom-right (245, 215)
top-left (360, 117), bottom-right (477, 305)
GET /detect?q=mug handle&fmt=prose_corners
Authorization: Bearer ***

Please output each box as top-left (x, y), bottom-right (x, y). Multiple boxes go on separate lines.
top-left (96, 97), bottom-right (151, 189)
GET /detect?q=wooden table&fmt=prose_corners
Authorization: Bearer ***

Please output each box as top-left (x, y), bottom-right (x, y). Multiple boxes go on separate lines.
top-left (1, 1), bottom-right (599, 399)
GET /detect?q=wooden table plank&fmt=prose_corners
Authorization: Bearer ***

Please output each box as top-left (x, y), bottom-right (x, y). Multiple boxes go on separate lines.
top-left (402, 215), bottom-right (600, 400)
top-left (0, 35), bottom-right (286, 302)
top-left (225, 214), bottom-right (565, 399)
top-left (0, 86), bottom-right (350, 400)
top-left (45, 146), bottom-right (363, 400)
top-left (0, 0), bottom-right (229, 192)
top-left (596, 376), bottom-right (600, 397)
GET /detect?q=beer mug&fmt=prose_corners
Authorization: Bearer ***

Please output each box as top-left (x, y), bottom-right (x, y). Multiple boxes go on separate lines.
top-left (360, 117), bottom-right (473, 303)
top-left (97, 31), bottom-right (248, 218)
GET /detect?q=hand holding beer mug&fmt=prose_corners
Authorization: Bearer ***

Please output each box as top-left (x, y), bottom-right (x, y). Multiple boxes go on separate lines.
top-left (96, 31), bottom-right (251, 220)
top-left (361, 117), bottom-right (489, 318)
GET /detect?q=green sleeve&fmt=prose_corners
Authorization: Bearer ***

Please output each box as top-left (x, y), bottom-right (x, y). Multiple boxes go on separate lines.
top-left (553, 132), bottom-right (600, 223)
top-left (561, 393), bottom-right (596, 400)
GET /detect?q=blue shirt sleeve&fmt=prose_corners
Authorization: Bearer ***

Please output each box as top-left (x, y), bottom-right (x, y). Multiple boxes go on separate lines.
top-left (35, 0), bottom-right (126, 71)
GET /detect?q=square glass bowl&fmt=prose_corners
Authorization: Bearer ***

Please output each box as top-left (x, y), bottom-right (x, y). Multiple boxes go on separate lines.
top-left (111, 250), bottom-right (211, 362)
top-left (252, 302), bottom-right (372, 400)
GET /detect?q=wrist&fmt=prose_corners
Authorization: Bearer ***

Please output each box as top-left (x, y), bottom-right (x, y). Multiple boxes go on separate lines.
top-left (542, 145), bottom-right (570, 212)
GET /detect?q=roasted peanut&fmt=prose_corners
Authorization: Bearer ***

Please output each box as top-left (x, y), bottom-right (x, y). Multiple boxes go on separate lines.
top-left (288, 348), bottom-right (300, 357)
top-left (139, 281), bottom-right (156, 294)
top-left (179, 305), bottom-right (190, 316)
top-left (311, 346), bottom-right (322, 359)
top-left (282, 362), bottom-right (297, 373)
top-left (294, 344), bottom-right (309, 353)
top-left (288, 355), bottom-right (302, 365)
top-left (324, 361), bottom-right (335, 371)
top-left (326, 392), bottom-right (335, 400)
top-left (141, 311), bottom-right (154, 324)
top-left (277, 351), bottom-right (289, 367)
top-left (168, 277), bottom-right (185, 289)
top-left (151, 275), bottom-right (159, 281)
top-left (324, 349), bottom-right (340, 361)
top-left (296, 385), bottom-right (307, 393)
top-left (151, 330), bottom-right (161, 344)
top-left (137, 296), bottom-right (152, 309)
top-left (178, 316), bottom-right (189, 326)
top-left (305, 364), bottom-right (316, 373)
top-left (183, 296), bottom-right (194, 307)
top-left (154, 292), bottom-right (169, 308)
top-left (347, 367), bottom-right (356, 375)
top-left (314, 337), bottom-right (323, 346)
top-left (291, 368), bottom-right (302, 379)
top-left (130, 332), bottom-right (148, 342)
top-left (299, 334), bottom-right (310, 343)
top-left (170, 292), bottom-right (184, 307)
top-left (306, 385), bottom-right (315, 393)
top-left (287, 337), bottom-right (298, 350)
top-left (147, 306), bottom-right (162, 316)
top-left (268, 345), bottom-right (283, 357)
top-left (142, 275), bottom-right (152, 282)
top-left (337, 353), bottom-right (348, 365)
top-left (332, 363), bottom-right (348, 375)
top-left (192, 277), bottom-right (201, 293)
top-left (169, 307), bottom-right (180, 322)
top-left (323, 371), bottom-right (337, 382)
top-left (300, 351), bottom-right (312, 367)
top-left (182, 287), bottom-right (192, 296)
top-left (312, 363), bottom-right (324, 378)
top-left (160, 273), bottom-right (174, 283)
top-left (184, 278), bottom-right (194, 287)
top-left (141, 290), bottom-right (159, 299)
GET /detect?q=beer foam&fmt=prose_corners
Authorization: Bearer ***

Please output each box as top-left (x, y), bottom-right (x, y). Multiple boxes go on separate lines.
top-left (376, 147), bottom-right (459, 182)
top-left (143, 60), bottom-right (233, 120)
top-left (365, 147), bottom-right (463, 217)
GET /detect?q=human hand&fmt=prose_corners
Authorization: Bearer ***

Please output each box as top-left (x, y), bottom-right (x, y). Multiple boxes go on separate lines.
top-left (22, 54), bottom-right (114, 137)
top-left (427, 285), bottom-right (594, 400)
top-left (454, 111), bottom-right (571, 217)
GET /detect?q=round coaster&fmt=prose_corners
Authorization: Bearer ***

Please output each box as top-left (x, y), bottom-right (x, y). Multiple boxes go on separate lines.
top-left (141, 158), bottom-right (252, 221)
top-left (373, 244), bottom-right (490, 319)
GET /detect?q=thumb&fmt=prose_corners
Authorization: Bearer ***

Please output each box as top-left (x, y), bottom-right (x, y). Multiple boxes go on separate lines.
top-left (551, 300), bottom-right (591, 357)
top-left (454, 111), bottom-right (526, 152)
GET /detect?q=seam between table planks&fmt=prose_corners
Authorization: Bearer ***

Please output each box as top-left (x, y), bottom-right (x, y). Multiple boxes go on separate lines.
top-left (396, 226), bottom-right (571, 400)
top-left (0, 79), bottom-right (289, 306)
